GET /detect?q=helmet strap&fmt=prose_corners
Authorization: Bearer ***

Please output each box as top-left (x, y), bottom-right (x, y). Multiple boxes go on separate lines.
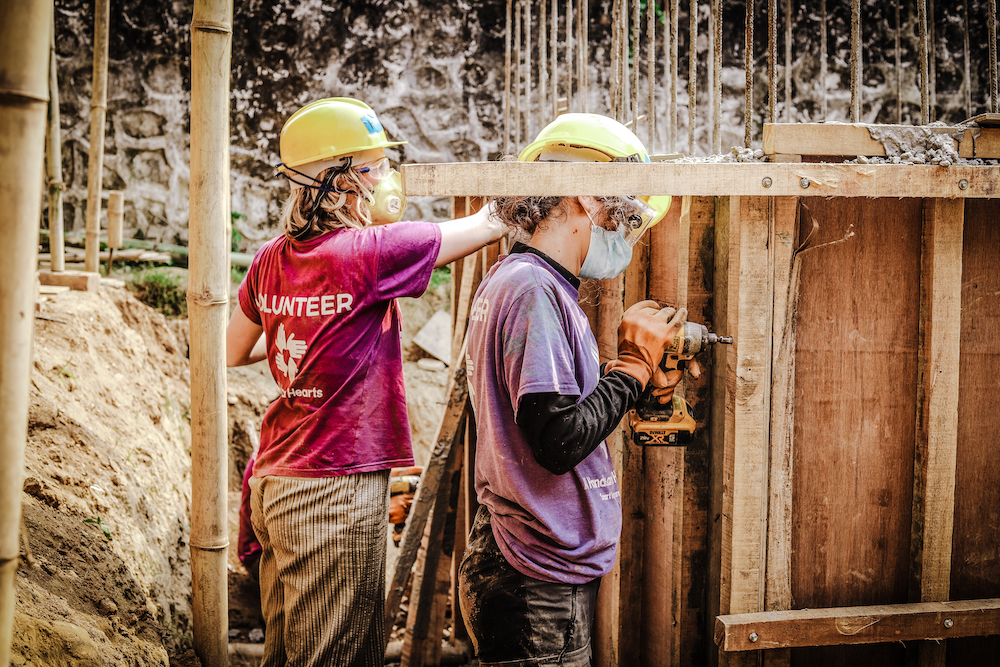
top-left (278, 159), bottom-right (361, 199)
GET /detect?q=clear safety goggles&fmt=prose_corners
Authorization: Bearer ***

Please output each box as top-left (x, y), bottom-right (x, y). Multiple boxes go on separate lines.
top-left (619, 196), bottom-right (657, 246)
top-left (355, 157), bottom-right (391, 181)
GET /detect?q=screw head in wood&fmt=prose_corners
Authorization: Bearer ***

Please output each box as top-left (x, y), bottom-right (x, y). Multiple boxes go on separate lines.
top-left (762, 177), bottom-right (773, 188)
top-left (800, 178), bottom-right (810, 189)
top-left (944, 618), bottom-right (954, 628)
top-left (959, 179), bottom-right (969, 190)
top-left (749, 632), bottom-right (759, 643)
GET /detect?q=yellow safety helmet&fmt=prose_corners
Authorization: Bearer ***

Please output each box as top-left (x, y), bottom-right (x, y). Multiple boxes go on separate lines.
top-left (278, 98), bottom-right (406, 187)
top-left (519, 113), bottom-right (671, 232)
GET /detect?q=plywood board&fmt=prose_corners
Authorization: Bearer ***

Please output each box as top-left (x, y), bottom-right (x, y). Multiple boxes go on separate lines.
top-left (790, 198), bottom-right (922, 667)
top-left (948, 200), bottom-right (1000, 664)
top-left (402, 162), bottom-right (1000, 199)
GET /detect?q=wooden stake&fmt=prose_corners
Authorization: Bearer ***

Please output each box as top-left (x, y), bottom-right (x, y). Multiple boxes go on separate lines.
top-left (0, 2), bottom-right (52, 664)
top-left (189, 2), bottom-right (233, 665)
top-left (84, 0), bottom-right (109, 273)
top-left (47, 11), bottom-right (65, 273)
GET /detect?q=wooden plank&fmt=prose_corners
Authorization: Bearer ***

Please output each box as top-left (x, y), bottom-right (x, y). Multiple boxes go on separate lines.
top-left (762, 122), bottom-right (1000, 160)
top-left (791, 198), bottom-right (922, 667)
top-left (762, 197), bottom-right (799, 667)
top-left (949, 200), bottom-right (1000, 663)
top-left (449, 253), bottom-right (480, 369)
top-left (714, 598), bottom-right (1000, 652)
top-left (714, 197), bottom-right (773, 667)
top-left (910, 199), bottom-right (965, 667)
top-left (401, 162), bottom-right (1000, 199)
top-left (642, 195), bottom-right (682, 667)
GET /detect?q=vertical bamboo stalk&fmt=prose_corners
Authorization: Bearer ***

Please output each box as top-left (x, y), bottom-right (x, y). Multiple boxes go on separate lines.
top-left (990, 0), bottom-right (998, 113)
top-left (745, 0), bottom-right (754, 147)
top-left (540, 0), bottom-right (548, 123)
top-left (579, 0), bottom-right (588, 112)
top-left (897, 0), bottom-right (903, 123)
top-left (552, 0), bottom-right (559, 118)
top-left (919, 0), bottom-right (929, 122)
top-left (929, 0), bottom-right (936, 119)
top-left (689, 0), bottom-right (697, 154)
top-left (633, 0), bottom-right (640, 130)
top-left (784, 0), bottom-right (792, 122)
top-left (851, 0), bottom-right (862, 122)
top-left (189, 1), bottom-right (232, 665)
top-left (84, 0), bottom-right (110, 274)
top-left (671, 0), bottom-right (679, 151)
top-left (713, 0), bottom-right (722, 154)
top-left (820, 0), bottom-right (827, 118)
top-left (47, 11), bottom-right (65, 273)
top-left (647, 0), bottom-right (656, 150)
top-left (768, 0), bottom-right (777, 124)
top-left (524, 0), bottom-right (533, 141)
top-left (0, 2), bottom-right (51, 665)
top-left (515, 0), bottom-right (522, 144)
top-left (505, 0), bottom-right (512, 155)
top-left (964, 1), bottom-right (972, 118)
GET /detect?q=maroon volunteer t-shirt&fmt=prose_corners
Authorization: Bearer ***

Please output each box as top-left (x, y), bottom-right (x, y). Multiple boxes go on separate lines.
top-left (238, 221), bottom-right (442, 478)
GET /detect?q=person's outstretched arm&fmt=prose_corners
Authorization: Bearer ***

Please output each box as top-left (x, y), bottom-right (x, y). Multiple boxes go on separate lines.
top-left (434, 202), bottom-right (506, 268)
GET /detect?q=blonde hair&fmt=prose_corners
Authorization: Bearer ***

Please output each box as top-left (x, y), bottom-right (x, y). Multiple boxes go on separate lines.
top-left (279, 163), bottom-right (373, 240)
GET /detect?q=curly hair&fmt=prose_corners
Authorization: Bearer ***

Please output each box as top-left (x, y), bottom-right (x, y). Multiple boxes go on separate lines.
top-left (279, 163), bottom-right (373, 240)
top-left (492, 195), bottom-right (637, 238)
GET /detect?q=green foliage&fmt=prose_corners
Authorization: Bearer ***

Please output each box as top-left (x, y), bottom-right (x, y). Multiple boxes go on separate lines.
top-left (231, 211), bottom-right (247, 252)
top-left (84, 517), bottom-right (113, 542)
top-left (429, 265), bottom-right (451, 290)
top-left (231, 263), bottom-right (248, 285)
top-left (127, 268), bottom-right (188, 318)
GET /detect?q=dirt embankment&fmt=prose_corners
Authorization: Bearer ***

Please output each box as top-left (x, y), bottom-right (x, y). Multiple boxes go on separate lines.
top-left (14, 279), bottom-right (451, 665)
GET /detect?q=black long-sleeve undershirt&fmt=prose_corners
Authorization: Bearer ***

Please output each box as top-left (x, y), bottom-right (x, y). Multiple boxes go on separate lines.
top-left (514, 370), bottom-right (643, 475)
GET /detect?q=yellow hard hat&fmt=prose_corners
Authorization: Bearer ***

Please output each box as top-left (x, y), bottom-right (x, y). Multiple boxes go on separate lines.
top-left (279, 98), bottom-right (405, 169)
top-left (519, 113), bottom-right (671, 229)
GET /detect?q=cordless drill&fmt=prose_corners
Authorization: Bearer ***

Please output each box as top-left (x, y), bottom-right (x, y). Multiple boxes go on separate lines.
top-left (629, 321), bottom-right (732, 446)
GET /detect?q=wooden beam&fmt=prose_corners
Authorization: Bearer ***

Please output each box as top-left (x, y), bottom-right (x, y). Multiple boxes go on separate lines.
top-left (402, 162), bottom-right (1000, 199)
top-left (715, 598), bottom-right (1000, 652)
top-left (713, 197), bottom-right (773, 667)
top-left (762, 122), bottom-right (1000, 159)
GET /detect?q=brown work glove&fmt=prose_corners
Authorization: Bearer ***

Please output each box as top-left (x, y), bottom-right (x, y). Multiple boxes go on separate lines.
top-left (604, 300), bottom-right (687, 388)
top-left (648, 357), bottom-right (703, 403)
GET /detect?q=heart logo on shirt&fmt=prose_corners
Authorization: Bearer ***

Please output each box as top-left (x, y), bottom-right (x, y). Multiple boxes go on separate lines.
top-left (274, 323), bottom-right (307, 384)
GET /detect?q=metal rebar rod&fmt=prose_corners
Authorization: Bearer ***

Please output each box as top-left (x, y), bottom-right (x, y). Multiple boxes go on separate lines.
top-left (515, 0), bottom-right (522, 144)
top-left (929, 0), bottom-right (936, 120)
top-left (851, 0), bottom-right (864, 123)
top-left (768, 0), bottom-right (777, 124)
top-left (707, 2), bottom-right (714, 150)
top-left (540, 0), bottom-right (548, 123)
top-left (647, 0), bottom-right (656, 150)
top-left (611, 0), bottom-right (620, 119)
top-left (745, 0), bottom-right (754, 147)
top-left (689, 0), bottom-right (698, 154)
top-left (964, 0), bottom-right (972, 118)
top-left (991, 0), bottom-right (998, 112)
top-left (622, 0), bottom-right (630, 122)
top-left (524, 0), bottom-right (532, 141)
top-left (671, 0), bottom-right (679, 150)
top-left (663, 0), bottom-right (671, 153)
top-left (785, 0), bottom-right (792, 122)
top-left (580, 0), bottom-right (588, 112)
top-left (820, 0), bottom-right (827, 118)
top-left (896, 0), bottom-right (902, 123)
top-left (505, 0), bottom-right (512, 154)
top-left (918, 0), bottom-right (928, 122)
top-left (633, 0), bottom-right (640, 130)
top-left (566, 0), bottom-right (573, 110)
top-left (552, 0), bottom-right (559, 118)
top-left (714, 0), bottom-right (722, 153)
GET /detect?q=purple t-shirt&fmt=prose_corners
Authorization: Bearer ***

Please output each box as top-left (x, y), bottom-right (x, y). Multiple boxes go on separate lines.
top-left (466, 251), bottom-right (623, 584)
top-left (238, 221), bottom-right (442, 478)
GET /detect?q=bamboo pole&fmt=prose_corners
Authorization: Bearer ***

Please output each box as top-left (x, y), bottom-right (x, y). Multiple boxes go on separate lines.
top-left (84, 0), bottom-right (109, 274)
top-left (47, 12), bottom-right (65, 273)
top-left (189, 1), bottom-right (232, 665)
top-left (0, 2), bottom-right (52, 665)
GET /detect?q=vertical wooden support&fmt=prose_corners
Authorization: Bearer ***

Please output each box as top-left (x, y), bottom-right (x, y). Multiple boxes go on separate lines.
top-left (46, 11), bottom-right (65, 273)
top-left (762, 197), bottom-right (798, 667)
top-left (0, 2), bottom-right (51, 664)
top-left (189, 2), bottom-right (233, 665)
top-left (912, 199), bottom-right (964, 667)
top-left (84, 0), bottom-right (109, 274)
top-left (712, 197), bottom-right (772, 667)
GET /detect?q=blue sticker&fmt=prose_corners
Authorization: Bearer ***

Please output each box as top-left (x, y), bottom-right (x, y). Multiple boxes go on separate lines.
top-left (360, 112), bottom-right (383, 135)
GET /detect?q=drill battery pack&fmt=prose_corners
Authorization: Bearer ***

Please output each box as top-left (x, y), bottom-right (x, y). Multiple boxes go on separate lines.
top-left (630, 394), bottom-right (696, 446)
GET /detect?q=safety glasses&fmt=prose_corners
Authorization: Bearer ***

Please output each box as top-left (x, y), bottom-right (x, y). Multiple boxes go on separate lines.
top-left (619, 196), bottom-right (657, 246)
top-left (355, 157), bottom-right (391, 181)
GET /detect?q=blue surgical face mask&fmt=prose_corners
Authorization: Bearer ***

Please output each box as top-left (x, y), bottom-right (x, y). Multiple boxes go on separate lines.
top-left (579, 210), bottom-right (633, 280)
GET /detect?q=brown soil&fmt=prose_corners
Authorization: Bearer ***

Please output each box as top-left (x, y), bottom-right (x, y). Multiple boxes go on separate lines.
top-left (14, 278), bottom-right (451, 666)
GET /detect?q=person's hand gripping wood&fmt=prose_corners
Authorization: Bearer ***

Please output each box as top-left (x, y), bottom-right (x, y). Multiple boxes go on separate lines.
top-left (604, 300), bottom-right (688, 388)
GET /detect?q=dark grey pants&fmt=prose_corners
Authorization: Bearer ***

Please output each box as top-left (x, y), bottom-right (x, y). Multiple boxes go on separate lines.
top-left (458, 506), bottom-right (601, 667)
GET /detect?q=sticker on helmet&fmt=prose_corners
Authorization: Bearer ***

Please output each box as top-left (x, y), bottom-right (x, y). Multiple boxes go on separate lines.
top-left (360, 113), bottom-right (383, 135)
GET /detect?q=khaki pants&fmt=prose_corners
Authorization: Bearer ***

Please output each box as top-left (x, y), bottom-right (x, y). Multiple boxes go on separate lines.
top-left (250, 470), bottom-right (389, 667)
